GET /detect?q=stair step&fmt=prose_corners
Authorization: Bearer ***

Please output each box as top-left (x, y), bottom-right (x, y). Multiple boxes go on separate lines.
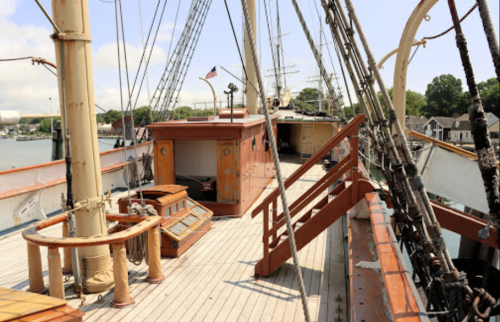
top-left (283, 221), bottom-right (305, 235)
top-left (269, 235), bottom-right (284, 249)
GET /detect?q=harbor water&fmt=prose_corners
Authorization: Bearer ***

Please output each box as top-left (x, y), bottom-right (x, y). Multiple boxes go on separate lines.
top-left (0, 138), bottom-right (125, 171)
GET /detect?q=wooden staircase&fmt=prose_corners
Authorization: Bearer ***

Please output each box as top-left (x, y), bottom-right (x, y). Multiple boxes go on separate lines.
top-left (252, 115), bottom-right (374, 277)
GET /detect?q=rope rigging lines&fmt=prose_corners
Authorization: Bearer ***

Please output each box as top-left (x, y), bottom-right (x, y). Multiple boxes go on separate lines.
top-left (309, 0), bottom-right (500, 319)
top-left (147, 0), bottom-right (213, 124)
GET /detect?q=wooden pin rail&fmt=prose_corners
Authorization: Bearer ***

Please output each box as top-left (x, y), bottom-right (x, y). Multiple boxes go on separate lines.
top-left (22, 212), bottom-right (165, 307)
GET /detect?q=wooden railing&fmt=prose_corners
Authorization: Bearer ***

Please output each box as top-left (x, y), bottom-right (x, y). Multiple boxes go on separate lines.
top-left (252, 115), bottom-right (365, 276)
top-left (409, 130), bottom-right (500, 168)
top-left (23, 212), bottom-right (165, 307)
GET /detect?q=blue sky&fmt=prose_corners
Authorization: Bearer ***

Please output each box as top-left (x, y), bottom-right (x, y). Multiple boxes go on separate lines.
top-left (1, 0), bottom-right (498, 114)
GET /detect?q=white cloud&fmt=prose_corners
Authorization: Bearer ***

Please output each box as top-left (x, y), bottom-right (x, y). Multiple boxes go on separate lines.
top-left (0, 16), bottom-right (59, 114)
top-left (157, 22), bottom-right (183, 43)
top-left (93, 41), bottom-right (168, 70)
top-left (0, 0), bottom-right (21, 18)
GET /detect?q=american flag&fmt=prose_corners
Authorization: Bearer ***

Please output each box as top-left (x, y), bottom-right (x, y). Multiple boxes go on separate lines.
top-left (205, 66), bottom-right (217, 79)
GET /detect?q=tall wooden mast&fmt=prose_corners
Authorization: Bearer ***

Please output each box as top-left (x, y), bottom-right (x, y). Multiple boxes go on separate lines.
top-left (51, 0), bottom-right (113, 293)
top-left (244, 0), bottom-right (258, 114)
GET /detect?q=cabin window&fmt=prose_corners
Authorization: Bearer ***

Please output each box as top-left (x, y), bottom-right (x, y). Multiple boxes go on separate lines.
top-left (164, 207), bottom-right (171, 217)
top-left (172, 203), bottom-right (178, 214)
top-left (466, 132), bottom-right (468, 138)
top-left (179, 201), bottom-right (185, 210)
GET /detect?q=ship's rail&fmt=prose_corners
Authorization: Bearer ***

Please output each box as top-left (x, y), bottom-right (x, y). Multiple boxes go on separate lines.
top-left (409, 130), bottom-right (500, 168)
top-left (22, 211), bottom-right (164, 307)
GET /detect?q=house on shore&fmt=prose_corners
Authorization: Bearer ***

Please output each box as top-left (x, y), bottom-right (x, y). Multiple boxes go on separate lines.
top-left (450, 113), bottom-right (499, 144)
top-left (406, 115), bottom-right (428, 136)
top-left (489, 119), bottom-right (499, 149)
top-left (423, 116), bottom-right (455, 141)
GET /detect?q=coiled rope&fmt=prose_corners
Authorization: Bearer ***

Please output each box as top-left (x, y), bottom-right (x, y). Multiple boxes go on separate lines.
top-left (127, 203), bottom-right (159, 265)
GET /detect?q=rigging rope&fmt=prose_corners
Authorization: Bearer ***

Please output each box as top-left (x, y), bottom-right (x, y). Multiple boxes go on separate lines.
top-left (446, 0), bottom-right (500, 249)
top-left (290, 0), bottom-right (346, 122)
top-left (223, 0), bottom-right (258, 94)
top-left (424, 3), bottom-right (477, 40)
top-left (118, 0), bottom-right (145, 203)
top-left (240, 1), bottom-right (311, 321)
top-left (0, 56), bottom-right (33, 62)
top-left (121, 0), bottom-right (169, 145)
top-left (114, 0), bottom-right (133, 204)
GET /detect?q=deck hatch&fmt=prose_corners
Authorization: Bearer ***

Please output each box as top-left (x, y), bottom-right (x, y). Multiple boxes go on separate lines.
top-left (192, 205), bottom-right (206, 216)
top-left (170, 222), bottom-right (187, 235)
top-left (183, 214), bottom-right (198, 226)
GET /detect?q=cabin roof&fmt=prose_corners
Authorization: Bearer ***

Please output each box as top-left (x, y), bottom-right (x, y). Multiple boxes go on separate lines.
top-left (148, 114), bottom-right (278, 129)
top-left (276, 109), bottom-right (341, 123)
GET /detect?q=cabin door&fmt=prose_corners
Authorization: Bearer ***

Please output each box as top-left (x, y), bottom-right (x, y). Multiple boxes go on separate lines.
top-left (217, 140), bottom-right (240, 204)
top-left (154, 139), bottom-right (175, 185)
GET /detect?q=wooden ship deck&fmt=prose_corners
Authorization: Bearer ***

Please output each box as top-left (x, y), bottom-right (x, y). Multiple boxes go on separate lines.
top-left (0, 154), bottom-right (347, 322)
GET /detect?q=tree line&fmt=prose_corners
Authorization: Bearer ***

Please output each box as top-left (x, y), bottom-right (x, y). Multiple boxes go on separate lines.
top-left (16, 73), bottom-right (498, 134)
top-left (292, 74), bottom-right (498, 119)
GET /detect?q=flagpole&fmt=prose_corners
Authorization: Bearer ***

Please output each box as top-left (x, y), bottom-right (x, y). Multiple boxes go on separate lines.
top-left (199, 77), bottom-right (217, 116)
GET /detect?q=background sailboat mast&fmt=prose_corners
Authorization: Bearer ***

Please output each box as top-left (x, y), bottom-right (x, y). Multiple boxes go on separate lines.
top-left (244, 0), bottom-right (258, 114)
top-left (51, 0), bottom-right (113, 293)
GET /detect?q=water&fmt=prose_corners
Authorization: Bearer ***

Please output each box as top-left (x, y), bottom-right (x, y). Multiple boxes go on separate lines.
top-left (0, 138), bottom-right (123, 171)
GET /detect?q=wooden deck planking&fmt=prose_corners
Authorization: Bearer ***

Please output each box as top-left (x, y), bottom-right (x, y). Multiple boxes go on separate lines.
top-left (0, 154), bottom-right (348, 322)
top-left (92, 215), bottom-right (247, 321)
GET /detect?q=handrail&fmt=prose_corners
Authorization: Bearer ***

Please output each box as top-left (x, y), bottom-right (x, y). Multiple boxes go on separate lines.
top-left (409, 130), bottom-right (500, 168)
top-left (23, 213), bottom-right (160, 248)
top-left (269, 154), bottom-right (355, 232)
top-left (252, 114), bottom-right (365, 217)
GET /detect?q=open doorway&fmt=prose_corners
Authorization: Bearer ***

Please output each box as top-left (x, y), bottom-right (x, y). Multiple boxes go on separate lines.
top-left (174, 140), bottom-right (217, 202)
top-left (277, 124), bottom-right (293, 153)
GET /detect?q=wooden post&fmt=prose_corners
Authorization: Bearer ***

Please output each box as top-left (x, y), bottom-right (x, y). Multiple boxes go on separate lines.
top-left (244, 0), bottom-right (258, 114)
top-left (263, 205), bottom-right (270, 277)
top-left (47, 247), bottom-right (64, 299)
top-left (146, 226), bottom-right (165, 284)
top-left (272, 199), bottom-right (278, 241)
top-left (62, 221), bottom-right (72, 275)
top-left (111, 243), bottom-right (134, 307)
top-left (27, 243), bottom-right (47, 294)
top-left (351, 132), bottom-right (359, 204)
